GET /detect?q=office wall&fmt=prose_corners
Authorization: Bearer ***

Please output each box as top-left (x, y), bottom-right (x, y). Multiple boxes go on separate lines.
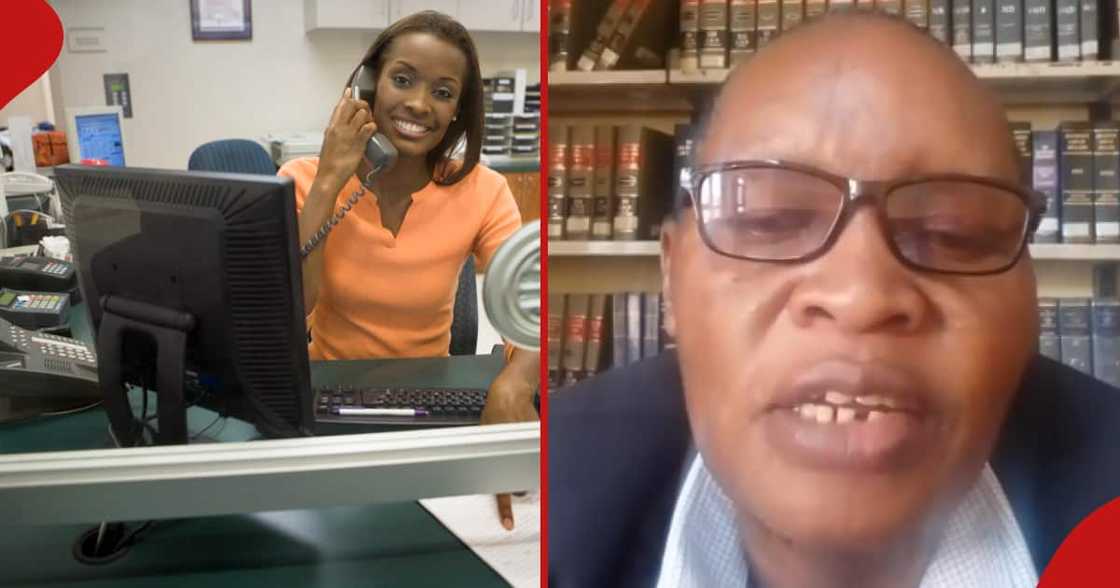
top-left (47, 0), bottom-right (539, 169)
top-left (1, 74), bottom-right (53, 126)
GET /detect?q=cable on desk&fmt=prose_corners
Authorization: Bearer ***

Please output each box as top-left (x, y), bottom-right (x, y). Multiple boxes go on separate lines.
top-left (40, 401), bottom-right (102, 417)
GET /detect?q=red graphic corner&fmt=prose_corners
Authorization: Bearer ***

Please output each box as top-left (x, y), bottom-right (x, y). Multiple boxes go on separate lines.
top-left (1038, 497), bottom-right (1120, 586)
top-left (0, 1), bottom-right (64, 111)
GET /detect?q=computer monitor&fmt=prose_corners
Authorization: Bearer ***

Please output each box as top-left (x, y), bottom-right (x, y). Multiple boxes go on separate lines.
top-left (64, 106), bottom-right (127, 166)
top-left (54, 165), bottom-right (312, 445)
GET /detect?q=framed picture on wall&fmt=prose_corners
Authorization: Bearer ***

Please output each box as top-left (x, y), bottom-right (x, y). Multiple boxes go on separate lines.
top-left (190, 0), bottom-right (252, 41)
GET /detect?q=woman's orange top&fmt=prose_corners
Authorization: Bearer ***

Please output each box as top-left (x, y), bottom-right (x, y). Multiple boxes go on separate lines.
top-left (279, 157), bottom-right (522, 360)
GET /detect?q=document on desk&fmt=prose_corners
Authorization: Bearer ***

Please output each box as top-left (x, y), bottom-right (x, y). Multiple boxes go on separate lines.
top-left (419, 491), bottom-right (540, 588)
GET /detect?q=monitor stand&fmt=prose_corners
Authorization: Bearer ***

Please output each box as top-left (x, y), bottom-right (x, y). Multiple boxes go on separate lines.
top-left (96, 295), bottom-right (193, 446)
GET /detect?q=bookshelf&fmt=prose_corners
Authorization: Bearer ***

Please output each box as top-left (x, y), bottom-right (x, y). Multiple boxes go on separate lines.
top-left (550, 242), bottom-right (1120, 260)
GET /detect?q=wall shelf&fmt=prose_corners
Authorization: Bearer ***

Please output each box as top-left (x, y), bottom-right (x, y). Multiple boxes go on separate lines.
top-left (549, 241), bottom-right (1120, 261)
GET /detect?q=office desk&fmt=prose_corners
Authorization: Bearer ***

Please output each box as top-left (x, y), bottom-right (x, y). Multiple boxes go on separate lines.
top-left (0, 315), bottom-right (519, 587)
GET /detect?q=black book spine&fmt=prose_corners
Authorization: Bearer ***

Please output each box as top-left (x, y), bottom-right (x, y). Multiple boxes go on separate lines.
top-left (680, 0), bottom-right (701, 72)
top-left (1060, 123), bottom-right (1095, 243)
top-left (1059, 298), bottom-right (1093, 375)
top-left (672, 124), bottom-right (695, 213)
top-left (1011, 122), bottom-right (1033, 187)
top-left (953, 0), bottom-right (974, 59)
top-left (1038, 297), bottom-right (1061, 362)
top-left (1092, 299), bottom-right (1120, 387)
top-left (1055, 0), bottom-right (1081, 61)
top-left (1023, 0), bottom-right (1053, 60)
top-left (995, 0), bottom-right (1023, 61)
top-left (1093, 123), bottom-right (1120, 243)
top-left (972, 0), bottom-right (996, 62)
top-left (1080, 0), bottom-right (1099, 59)
top-left (930, 0), bottom-right (952, 43)
top-left (1032, 130), bottom-right (1061, 243)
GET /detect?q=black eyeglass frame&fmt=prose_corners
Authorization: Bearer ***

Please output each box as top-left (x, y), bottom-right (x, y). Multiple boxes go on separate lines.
top-left (681, 159), bottom-right (1049, 276)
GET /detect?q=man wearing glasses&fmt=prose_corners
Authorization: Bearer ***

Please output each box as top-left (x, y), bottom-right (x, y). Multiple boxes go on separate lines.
top-left (550, 11), bottom-right (1120, 588)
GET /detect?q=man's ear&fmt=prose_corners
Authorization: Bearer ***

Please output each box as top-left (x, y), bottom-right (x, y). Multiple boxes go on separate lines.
top-left (660, 218), bottom-right (677, 339)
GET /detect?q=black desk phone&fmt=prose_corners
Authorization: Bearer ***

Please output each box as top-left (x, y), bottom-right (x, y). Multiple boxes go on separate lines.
top-left (298, 65), bottom-right (398, 258)
top-left (0, 316), bottom-right (100, 409)
top-left (0, 255), bottom-right (76, 292)
top-left (0, 288), bottom-right (69, 329)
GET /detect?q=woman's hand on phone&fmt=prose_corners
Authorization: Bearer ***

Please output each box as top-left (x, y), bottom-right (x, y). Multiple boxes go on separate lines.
top-left (319, 88), bottom-right (378, 185)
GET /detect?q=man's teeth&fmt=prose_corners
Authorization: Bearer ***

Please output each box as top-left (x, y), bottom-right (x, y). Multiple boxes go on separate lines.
top-left (793, 402), bottom-right (892, 424)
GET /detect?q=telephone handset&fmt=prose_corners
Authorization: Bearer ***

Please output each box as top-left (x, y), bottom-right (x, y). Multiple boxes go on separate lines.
top-left (300, 65), bottom-right (399, 258)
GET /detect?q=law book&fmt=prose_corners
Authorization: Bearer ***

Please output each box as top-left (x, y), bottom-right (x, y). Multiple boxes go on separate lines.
top-left (591, 125), bottom-right (617, 240)
top-left (548, 0), bottom-right (572, 71)
top-left (1093, 122), bottom-right (1120, 243)
top-left (1038, 298), bottom-right (1061, 362)
top-left (1092, 298), bottom-right (1120, 387)
top-left (1059, 122), bottom-right (1095, 243)
top-left (1032, 129), bottom-right (1061, 243)
top-left (1023, 0), bottom-right (1053, 61)
top-left (1010, 122), bottom-right (1033, 187)
top-left (583, 294), bottom-right (609, 377)
top-left (565, 126), bottom-right (595, 240)
top-left (613, 126), bottom-right (674, 241)
top-left (995, 0), bottom-right (1023, 61)
top-left (929, 0), bottom-right (951, 43)
top-left (577, 0), bottom-right (633, 71)
top-left (598, 0), bottom-right (677, 70)
top-left (612, 292), bottom-right (629, 367)
top-left (672, 124), bottom-right (696, 214)
top-left (561, 294), bottom-right (590, 385)
top-left (1055, 0), bottom-right (1081, 61)
top-left (659, 294), bottom-right (675, 350)
top-left (680, 0), bottom-right (701, 72)
top-left (953, 0), bottom-right (974, 59)
top-left (905, 0), bottom-right (930, 29)
top-left (972, 0), bottom-right (995, 61)
top-left (548, 293), bottom-right (566, 387)
top-left (699, 0), bottom-right (730, 68)
top-left (642, 293), bottom-right (661, 359)
top-left (878, 0), bottom-right (903, 17)
top-left (806, 0), bottom-right (827, 20)
top-left (757, 0), bottom-right (781, 48)
top-left (547, 125), bottom-right (569, 240)
top-left (782, 0), bottom-right (806, 32)
top-left (1080, 0), bottom-right (1099, 59)
top-left (1059, 298), bottom-right (1094, 375)
top-left (730, 0), bottom-right (759, 65)
top-left (626, 292), bottom-right (643, 366)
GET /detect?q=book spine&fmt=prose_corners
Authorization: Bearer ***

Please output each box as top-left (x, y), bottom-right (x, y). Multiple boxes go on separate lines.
top-left (699, 0), bottom-right (729, 68)
top-left (730, 0), bottom-right (759, 66)
top-left (995, 0), bottom-right (1023, 60)
top-left (953, 0), bottom-right (974, 59)
top-left (1080, 0), bottom-right (1099, 59)
top-left (1033, 129), bottom-right (1061, 243)
top-left (626, 292), bottom-right (643, 365)
top-left (1059, 298), bottom-right (1094, 375)
top-left (972, 0), bottom-right (996, 62)
top-left (642, 293), bottom-right (661, 359)
top-left (929, 0), bottom-right (951, 43)
top-left (680, 0), bottom-right (701, 72)
top-left (806, 0), bottom-right (827, 19)
top-left (548, 0), bottom-right (573, 72)
top-left (614, 126), bottom-right (642, 240)
top-left (591, 126), bottom-right (616, 240)
top-left (1093, 123), bottom-right (1120, 243)
top-left (659, 294), bottom-right (675, 350)
top-left (829, 0), bottom-right (853, 9)
top-left (782, 0), bottom-right (806, 32)
top-left (1039, 297), bottom-right (1062, 362)
top-left (1011, 122), bottom-right (1033, 187)
top-left (561, 294), bottom-right (590, 384)
top-left (672, 124), bottom-right (695, 215)
top-left (576, 0), bottom-right (633, 71)
top-left (598, 0), bottom-right (653, 70)
top-left (547, 126), bottom-right (569, 240)
top-left (757, 0), bottom-right (781, 48)
top-left (565, 126), bottom-right (595, 240)
top-left (905, 0), bottom-right (931, 28)
top-left (1092, 299), bottom-right (1120, 387)
top-left (1023, 0), bottom-right (1053, 60)
top-left (1060, 123), bottom-right (1095, 243)
top-left (583, 294), bottom-right (608, 377)
top-left (612, 292), bottom-right (628, 367)
top-left (878, 0), bottom-right (903, 16)
top-left (548, 293), bottom-right (566, 387)
top-left (1055, 0), bottom-right (1081, 61)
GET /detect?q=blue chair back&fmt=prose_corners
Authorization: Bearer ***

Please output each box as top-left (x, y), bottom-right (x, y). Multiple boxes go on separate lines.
top-left (188, 139), bottom-right (276, 175)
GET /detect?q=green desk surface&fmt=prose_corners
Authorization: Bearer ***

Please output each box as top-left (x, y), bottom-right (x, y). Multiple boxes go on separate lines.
top-left (0, 308), bottom-right (515, 587)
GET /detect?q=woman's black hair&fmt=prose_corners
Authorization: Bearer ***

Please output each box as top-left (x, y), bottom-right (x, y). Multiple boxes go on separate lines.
top-left (346, 10), bottom-right (483, 186)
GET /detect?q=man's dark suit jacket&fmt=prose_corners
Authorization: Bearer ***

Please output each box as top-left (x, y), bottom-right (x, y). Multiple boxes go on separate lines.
top-left (549, 351), bottom-right (1120, 587)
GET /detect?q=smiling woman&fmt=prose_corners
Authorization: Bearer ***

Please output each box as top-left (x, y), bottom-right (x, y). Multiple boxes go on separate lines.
top-left (277, 10), bottom-right (539, 529)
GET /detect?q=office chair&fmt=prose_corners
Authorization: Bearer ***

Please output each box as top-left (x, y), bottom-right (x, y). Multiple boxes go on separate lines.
top-left (187, 139), bottom-right (277, 175)
top-left (450, 256), bottom-right (478, 356)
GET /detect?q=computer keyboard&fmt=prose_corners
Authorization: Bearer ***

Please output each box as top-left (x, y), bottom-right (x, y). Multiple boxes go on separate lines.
top-left (313, 385), bottom-right (488, 427)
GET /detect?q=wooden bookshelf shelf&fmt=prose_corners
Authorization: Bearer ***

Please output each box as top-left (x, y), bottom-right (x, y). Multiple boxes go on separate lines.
top-left (550, 70), bottom-right (668, 86)
top-left (550, 241), bottom-right (1120, 261)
